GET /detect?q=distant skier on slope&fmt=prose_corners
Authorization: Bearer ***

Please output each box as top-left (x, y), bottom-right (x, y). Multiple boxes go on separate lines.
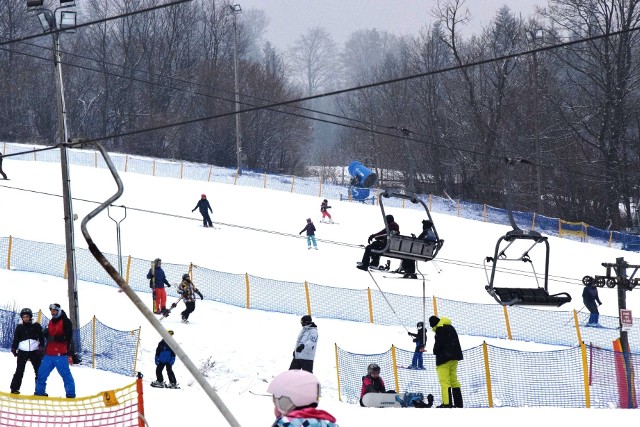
top-left (320, 199), bottom-right (333, 223)
top-left (192, 194), bottom-right (213, 227)
top-left (299, 218), bottom-right (318, 250)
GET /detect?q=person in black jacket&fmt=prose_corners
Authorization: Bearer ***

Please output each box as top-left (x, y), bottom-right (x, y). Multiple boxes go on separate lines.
top-left (407, 321), bottom-right (426, 369)
top-left (299, 218), bottom-right (318, 250)
top-left (192, 194), bottom-right (213, 227)
top-left (357, 215), bottom-right (399, 270)
top-left (10, 308), bottom-right (45, 394)
top-left (429, 315), bottom-right (463, 408)
top-left (582, 282), bottom-right (603, 327)
top-left (0, 153), bottom-right (7, 180)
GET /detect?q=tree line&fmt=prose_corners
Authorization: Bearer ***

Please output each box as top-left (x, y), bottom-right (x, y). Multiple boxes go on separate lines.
top-left (1, 0), bottom-right (639, 230)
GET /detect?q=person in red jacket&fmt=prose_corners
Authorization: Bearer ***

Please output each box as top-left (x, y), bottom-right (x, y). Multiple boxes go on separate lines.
top-left (359, 363), bottom-right (392, 406)
top-left (35, 303), bottom-right (75, 398)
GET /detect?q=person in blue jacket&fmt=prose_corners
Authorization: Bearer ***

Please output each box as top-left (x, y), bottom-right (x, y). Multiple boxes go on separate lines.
top-left (192, 194), bottom-right (213, 227)
top-left (582, 282), bottom-right (603, 327)
top-left (151, 330), bottom-right (178, 388)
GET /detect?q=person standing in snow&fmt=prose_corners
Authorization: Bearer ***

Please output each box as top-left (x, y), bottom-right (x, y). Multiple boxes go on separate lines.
top-left (582, 281), bottom-right (602, 326)
top-left (147, 258), bottom-right (171, 315)
top-left (0, 153), bottom-right (7, 180)
top-left (177, 274), bottom-right (204, 323)
top-left (268, 369), bottom-right (339, 427)
top-left (35, 303), bottom-right (75, 398)
top-left (151, 330), bottom-right (178, 388)
top-left (320, 199), bottom-right (333, 223)
top-left (10, 308), bottom-right (45, 394)
top-left (407, 321), bottom-right (426, 370)
top-left (289, 315), bottom-right (318, 373)
top-left (299, 218), bottom-right (318, 250)
top-left (192, 194), bottom-right (213, 227)
top-left (429, 315), bottom-right (463, 408)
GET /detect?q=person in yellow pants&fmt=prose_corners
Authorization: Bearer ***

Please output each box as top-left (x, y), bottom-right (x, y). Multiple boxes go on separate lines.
top-left (429, 315), bottom-right (463, 408)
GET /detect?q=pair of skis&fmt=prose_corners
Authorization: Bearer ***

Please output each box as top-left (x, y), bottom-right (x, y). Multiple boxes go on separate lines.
top-left (159, 298), bottom-right (183, 322)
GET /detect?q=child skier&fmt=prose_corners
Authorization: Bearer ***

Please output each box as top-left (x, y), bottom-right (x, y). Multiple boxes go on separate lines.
top-left (177, 274), bottom-right (204, 323)
top-left (320, 199), bottom-right (333, 223)
top-left (407, 321), bottom-right (426, 369)
top-left (299, 218), bottom-right (318, 250)
top-left (151, 330), bottom-right (178, 389)
top-left (267, 369), bottom-right (339, 427)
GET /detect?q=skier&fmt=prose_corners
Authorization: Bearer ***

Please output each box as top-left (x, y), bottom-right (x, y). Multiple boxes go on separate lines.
top-left (407, 321), bottom-right (426, 370)
top-left (320, 199), bottom-right (333, 223)
top-left (429, 315), bottom-right (463, 408)
top-left (10, 308), bottom-right (45, 394)
top-left (177, 273), bottom-right (204, 323)
top-left (151, 330), bottom-right (178, 388)
top-left (359, 363), bottom-right (392, 406)
top-left (267, 369), bottom-right (339, 427)
top-left (35, 303), bottom-right (75, 398)
top-left (192, 194), bottom-right (213, 227)
top-left (357, 215), bottom-right (399, 271)
top-left (289, 315), bottom-right (318, 373)
top-left (147, 258), bottom-right (171, 315)
top-left (299, 218), bottom-right (318, 250)
top-left (0, 153), bottom-right (7, 179)
top-left (582, 281), bottom-right (603, 327)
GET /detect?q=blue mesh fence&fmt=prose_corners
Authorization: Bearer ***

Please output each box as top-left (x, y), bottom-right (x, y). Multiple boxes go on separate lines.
top-left (1, 309), bottom-right (139, 377)
top-left (5, 141), bottom-right (640, 251)
top-left (337, 343), bottom-right (639, 408)
top-left (2, 235), bottom-right (638, 355)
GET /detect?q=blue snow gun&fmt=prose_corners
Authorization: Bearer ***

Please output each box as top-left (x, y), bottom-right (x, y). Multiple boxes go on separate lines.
top-left (348, 161), bottom-right (378, 188)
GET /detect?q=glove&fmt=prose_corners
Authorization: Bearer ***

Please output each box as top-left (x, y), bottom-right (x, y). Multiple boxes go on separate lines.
top-left (166, 283), bottom-right (171, 287)
top-left (598, 302), bottom-right (602, 306)
top-left (200, 294), bottom-right (204, 300)
top-left (368, 235), bottom-right (374, 244)
top-left (11, 348), bottom-right (17, 357)
top-left (407, 332), bottom-right (412, 336)
top-left (299, 232), bottom-right (302, 235)
top-left (296, 344), bottom-right (304, 353)
top-left (192, 209), bottom-right (195, 212)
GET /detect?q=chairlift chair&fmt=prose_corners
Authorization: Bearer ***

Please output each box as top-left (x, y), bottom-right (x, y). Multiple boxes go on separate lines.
top-left (370, 191), bottom-right (443, 263)
top-left (484, 159), bottom-right (572, 307)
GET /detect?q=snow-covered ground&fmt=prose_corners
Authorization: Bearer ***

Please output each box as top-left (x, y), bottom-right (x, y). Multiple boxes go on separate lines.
top-left (0, 154), bottom-right (638, 425)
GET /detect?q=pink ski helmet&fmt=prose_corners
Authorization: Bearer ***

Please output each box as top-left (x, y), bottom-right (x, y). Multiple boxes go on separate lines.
top-left (267, 370), bottom-right (320, 414)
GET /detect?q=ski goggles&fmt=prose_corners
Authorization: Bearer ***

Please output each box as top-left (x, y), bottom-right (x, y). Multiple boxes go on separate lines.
top-left (49, 304), bottom-right (60, 311)
top-left (272, 383), bottom-right (321, 415)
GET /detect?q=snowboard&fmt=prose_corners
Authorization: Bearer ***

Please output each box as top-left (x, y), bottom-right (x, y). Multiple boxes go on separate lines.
top-left (150, 382), bottom-right (180, 389)
top-left (361, 392), bottom-right (405, 408)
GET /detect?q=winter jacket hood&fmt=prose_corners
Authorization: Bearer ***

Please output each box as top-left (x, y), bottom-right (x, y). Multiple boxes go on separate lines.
top-left (431, 316), bottom-right (451, 331)
top-left (272, 407), bottom-right (338, 427)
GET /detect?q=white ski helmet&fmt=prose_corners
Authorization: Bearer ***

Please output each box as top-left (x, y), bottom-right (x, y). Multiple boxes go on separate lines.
top-left (267, 370), bottom-right (320, 415)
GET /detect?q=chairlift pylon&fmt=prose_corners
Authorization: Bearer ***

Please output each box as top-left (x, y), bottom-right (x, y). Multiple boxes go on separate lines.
top-left (484, 159), bottom-right (572, 307)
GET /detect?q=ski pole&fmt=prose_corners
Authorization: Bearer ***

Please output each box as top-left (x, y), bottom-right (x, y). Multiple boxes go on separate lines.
top-left (563, 305), bottom-right (585, 326)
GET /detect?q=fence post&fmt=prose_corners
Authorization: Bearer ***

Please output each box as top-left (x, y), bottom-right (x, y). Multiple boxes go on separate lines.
top-left (124, 155), bottom-right (129, 172)
top-left (290, 176), bottom-right (295, 193)
top-left (609, 231), bottom-right (613, 248)
top-left (334, 343), bottom-right (342, 402)
top-left (367, 288), bottom-right (374, 323)
top-left (180, 162), bottom-right (184, 179)
top-left (432, 296), bottom-right (438, 316)
top-left (152, 160), bottom-right (156, 176)
top-left (125, 256), bottom-right (132, 285)
top-left (92, 316), bottom-right (96, 369)
top-left (133, 327), bottom-right (142, 377)
top-left (208, 165), bottom-right (213, 182)
top-left (37, 309), bottom-right (42, 324)
top-left (94, 151), bottom-right (98, 168)
top-left (64, 259), bottom-right (68, 279)
top-left (234, 170), bottom-right (238, 185)
top-left (391, 345), bottom-right (399, 393)
top-left (531, 212), bottom-right (537, 230)
top-left (136, 373), bottom-right (145, 427)
top-left (245, 273), bottom-right (250, 309)
top-left (580, 340), bottom-right (591, 408)
top-left (502, 306), bottom-right (512, 340)
top-left (482, 341), bottom-right (494, 407)
top-left (483, 204), bottom-right (487, 222)
top-left (304, 281), bottom-right (311, 315)
top-left (33, 147), bottom-right (36, 161)
top-left (7, 235), bottom-right (12, 270)
top-left (318, 177), bottom-right (323, 197)
top-left (264, 172), bottom-right (267, 189)
top-left (457, 199), bottom-right (461, 217)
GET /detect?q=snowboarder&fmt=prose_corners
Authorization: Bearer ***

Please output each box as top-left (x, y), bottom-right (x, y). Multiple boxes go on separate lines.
top-left (192, 194), bottom-right (213, 227)
top-left (357, 215), bottom-right (399, 270)
top-left (582, 281), bottom-right (603, 327)
top-left (359, 363), bottom-right (394, 406)
top-left (35, 303), bottom-right (75, 398)
top-left (177, 273), bottom-right (204, 323)
top-left (147, 258), bottom-right (171, 315)
top-left (10, 308), bottom-right (45, 394)
top-left (407, 321), bottom-right (426, 370)
top-left (299, 218), bottom-right (318, 250)
top-left (0, 153), bottom-right (7, 180)
top-left (320, 199), bottom-right (333, 223)
top-left (151, 330), bottom-right (178, 388)
top-left (289, 315), bottom-right (318, 373)
top-left (429, 315), bottom-right (463, 408)
top-left (267, 369), bottom-right (339, 427)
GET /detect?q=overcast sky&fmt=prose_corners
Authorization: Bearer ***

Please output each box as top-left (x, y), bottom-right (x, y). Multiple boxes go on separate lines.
top-left (239, 0), bottom-right (547, 50)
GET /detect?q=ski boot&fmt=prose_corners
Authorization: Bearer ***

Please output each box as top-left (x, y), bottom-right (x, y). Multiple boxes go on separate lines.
top-left (150, 381), bottom-right (166, 388)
